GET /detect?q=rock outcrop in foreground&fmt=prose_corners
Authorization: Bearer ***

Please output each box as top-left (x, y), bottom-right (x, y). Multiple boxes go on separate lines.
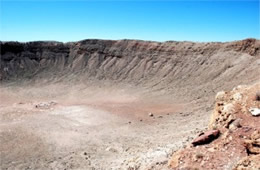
top-left (169, 83), bottom-right (260, 169)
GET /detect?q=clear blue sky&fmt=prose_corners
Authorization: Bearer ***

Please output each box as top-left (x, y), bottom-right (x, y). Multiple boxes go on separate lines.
top-left (0, 1), bottom-right (259, 42)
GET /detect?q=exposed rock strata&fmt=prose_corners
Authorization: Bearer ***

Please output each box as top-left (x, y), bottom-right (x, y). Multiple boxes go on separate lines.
top-left (1, 39), bottom-right (260, 101)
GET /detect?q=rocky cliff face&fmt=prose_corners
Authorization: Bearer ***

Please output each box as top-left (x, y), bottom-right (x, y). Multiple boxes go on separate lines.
top-left (1, 39), bottom-right (260, 99)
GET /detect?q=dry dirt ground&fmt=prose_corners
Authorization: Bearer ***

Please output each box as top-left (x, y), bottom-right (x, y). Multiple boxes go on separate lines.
top-left (0, 39), bottom-right (259, 169)
top-left (0, 83), bottom-right (208, 170)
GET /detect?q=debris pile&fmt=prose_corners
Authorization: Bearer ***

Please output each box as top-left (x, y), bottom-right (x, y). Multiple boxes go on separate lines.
top-left (35, 101), bottom-right (57, 109)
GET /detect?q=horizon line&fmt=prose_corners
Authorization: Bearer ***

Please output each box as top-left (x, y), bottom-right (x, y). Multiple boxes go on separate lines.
top-left (0, 37), bottom-right (259, 44)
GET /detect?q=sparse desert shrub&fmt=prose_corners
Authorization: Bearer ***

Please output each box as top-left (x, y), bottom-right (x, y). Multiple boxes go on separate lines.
top-left (195, 153), bottom-right (204, 159)
top-left (255, 91), bottom-right (260, 101)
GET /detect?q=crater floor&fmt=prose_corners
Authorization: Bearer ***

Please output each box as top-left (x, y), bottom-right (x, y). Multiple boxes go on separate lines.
top-left (0, 83), bottom-right (208, 169)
